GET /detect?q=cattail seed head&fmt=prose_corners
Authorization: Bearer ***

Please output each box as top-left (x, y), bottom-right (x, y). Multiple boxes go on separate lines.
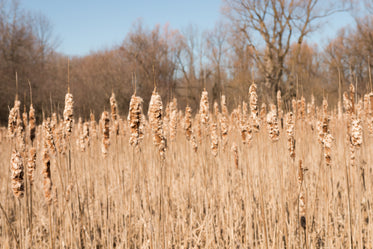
top-left (285, 112), bottom-right (295, 159)
top-left (101, 111), bottom-right (110, 157)
top-left (266, 104), bottom-right (279, 142)
top-left (128, 94), bottom-right (143, 148)
top-left (350, 118), bottom-right (363, 147)
top-left (199, 89), bottom-right (209, 125)
top-left (27, 147), bottom-right (36, 185)
top-left (63, 92), bottom-right (74, 136)
top-left (210, 122), bottom-right (218, 157)
top-left (10, 150), bottom-right (24, 198)
top-left (148, 89), bottom-right (167, 160)
top-left (8, 100), bottom-right (21, 138)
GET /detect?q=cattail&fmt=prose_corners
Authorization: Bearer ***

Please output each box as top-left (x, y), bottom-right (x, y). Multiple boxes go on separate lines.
top-left (231, 143), bottom-right (238, 168)
top-left (299, 191), bottom-right (306, 229)
top-left (323, 133), bottom-right (333, 166)
top-left (101, 111), bottom-right (110, 157)
top-left (90, 113), bottom-right (97, 139)
top-left (199, 89), bottom-right (209, 125)
top-left (10, 150), bottom-right (24, 198)
top-left (8, 99), bottom-right (20, 138)
top-left (285, 112), bottom-right (295, 160)
top-left (184, 105), bottom-right (192, 141)
top-left (43, 118), bottom-right (56, 154)
top-left (76, 117), bottom-right (83, 150)
top-left (63, 92), bottom-right (74, 136)
top-left (191, 134), bottom-right (198, 153)
top-left (51, 113), bottom-right (57, 134)
top-left (42, 146), bottom-right (52, 205)
top-left (128, 94), bottom-right (143, 148)
top-left (357, 100), bottom-right (364, 119)
top-left (266, 104), bottom-right (279, 142)
top-left (139, 113), bottom-right (145, 143)
top-left (298, 160), bottom-right (306, 229)
top-left (169, 98), bottom-right (178, 141)
top-left (16, 108), bottom-right (25, 153)
top-left (249, 84), bottom-right (260, 132)
top-left (350, 118), bottom-right (363, 147)
top-left (54, 123), bottom-right (64, 154)
top-left (27, 147), bottom-right (36, 185)
top-left (29, 104), bottom-right (36, 143)
top-left (195, 114), bottom-right (202, 144)
top-left (349, 117), bottom-right (362, 167)
top-left (210, 122), bottom-right (218, 157)
top-left (148, 89), bottom-right (167, 160)
top-left (110, 92), bottom-right (119, 136)
top-left (300, 96), bottom-right (306, 120)
top-left (79, 122), bottom-right (89, 152)
top-left (343, 92), bottom-right (353, 116)
top-left (220, 114), bottom-right (228, 150)
top-left (110, 92), bottom-right (118, 121)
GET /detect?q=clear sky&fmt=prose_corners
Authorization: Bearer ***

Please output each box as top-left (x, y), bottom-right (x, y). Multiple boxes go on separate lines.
top-left (21, 0), bottom-right (356, 56)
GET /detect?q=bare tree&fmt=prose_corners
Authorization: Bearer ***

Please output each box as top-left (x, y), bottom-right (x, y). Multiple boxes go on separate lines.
top-left (224, 0), bottom-right (349, 100)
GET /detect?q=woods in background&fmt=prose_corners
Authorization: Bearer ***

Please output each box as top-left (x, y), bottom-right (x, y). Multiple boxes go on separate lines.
top-left (1, 0), bottom-right (372, 125)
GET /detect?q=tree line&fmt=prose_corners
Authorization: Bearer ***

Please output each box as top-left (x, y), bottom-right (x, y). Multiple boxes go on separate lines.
top-left (1, 0), bottom-right (372, 125)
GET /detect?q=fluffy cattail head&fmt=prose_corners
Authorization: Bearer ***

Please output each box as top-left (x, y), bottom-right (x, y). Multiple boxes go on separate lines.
top-left (101, 111), bottom-right (110, 157)
top-left (27, 147), bottom-right (36, 185)
top-left (8, 100), bottom-right (21, 138)
top-left (285, 112), bottom-right (295, 159)
top-left (128, 94), bottom-right (143, 147)
top-left (11, 150), bottom-right (24, 198)
top-left (148, 89), bottom-right (167, 159)
top-left (350, 118), bottom-right (363, 147)
top-left (210, 122), bottom-right (219, 157)
top-left (199, 89), bottom-right (209, 125)
top-left (63, 92), bottom-right (74, 135)
top-left (110, 92), bottom-right (118, 121)
top-left (266, 104), bottom-right (280, 142)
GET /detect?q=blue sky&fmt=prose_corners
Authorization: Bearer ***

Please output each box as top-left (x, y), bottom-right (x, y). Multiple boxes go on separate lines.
top-left (21, 0), bottom-right (356, 56)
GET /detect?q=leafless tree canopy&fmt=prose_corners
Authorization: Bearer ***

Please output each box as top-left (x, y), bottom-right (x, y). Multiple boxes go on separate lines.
top-left (0, 0), bottom-right (371, 124)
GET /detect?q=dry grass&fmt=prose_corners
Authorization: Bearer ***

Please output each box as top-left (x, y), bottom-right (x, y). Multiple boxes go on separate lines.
top-left (0, 90), bottom-right (373, 249)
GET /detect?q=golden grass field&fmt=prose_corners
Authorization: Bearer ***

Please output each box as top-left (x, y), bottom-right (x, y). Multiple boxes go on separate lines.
top-left (0, 86), bottom-right (373, 249)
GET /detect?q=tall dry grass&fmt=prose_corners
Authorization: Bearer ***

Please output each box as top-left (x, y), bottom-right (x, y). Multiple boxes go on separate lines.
top-left (0, 88), bottom-right (373, 249)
